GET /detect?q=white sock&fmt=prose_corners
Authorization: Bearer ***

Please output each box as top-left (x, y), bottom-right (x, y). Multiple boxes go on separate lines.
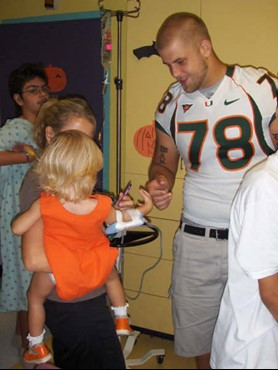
top-left (27, 329), bottom-right (45, 348)
top-left (111, 303), bottom-right (129, 317)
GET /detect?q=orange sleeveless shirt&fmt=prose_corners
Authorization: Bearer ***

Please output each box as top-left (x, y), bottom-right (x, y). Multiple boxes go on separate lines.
top-left (40, 193), bottom-right (118, 300)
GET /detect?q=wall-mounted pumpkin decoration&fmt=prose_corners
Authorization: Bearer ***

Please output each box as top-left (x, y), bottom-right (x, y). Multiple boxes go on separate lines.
top-left (133, 122), bottom-right (156, 158)
top-left (44, 64), bottom-right (67, 93)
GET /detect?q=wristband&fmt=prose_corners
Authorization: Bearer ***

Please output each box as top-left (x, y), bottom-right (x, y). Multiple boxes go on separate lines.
top-left (23, 146), bottom-right (36, 162)
top-left (24, 146), bottom-right (35, 156)
top-left (24, 151), bottom-right (30, 163)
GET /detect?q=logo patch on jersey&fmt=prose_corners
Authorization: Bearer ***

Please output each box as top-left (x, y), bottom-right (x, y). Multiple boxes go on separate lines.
top-left (205, 100), bottom-right (213, 107)
top-left (182, 104), bottom-right (193, 112)
top-left (224, 98), bottom-right (240, 105)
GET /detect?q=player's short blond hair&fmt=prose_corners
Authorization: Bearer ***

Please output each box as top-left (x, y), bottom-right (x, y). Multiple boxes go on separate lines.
top-left (36, 130), bottom-right (103, 202)
top-left (156, 12), bottom-right (211, 51)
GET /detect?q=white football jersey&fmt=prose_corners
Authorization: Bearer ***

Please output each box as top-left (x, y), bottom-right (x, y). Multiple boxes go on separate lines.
top-left (155, 65), bottom-right (278, 227)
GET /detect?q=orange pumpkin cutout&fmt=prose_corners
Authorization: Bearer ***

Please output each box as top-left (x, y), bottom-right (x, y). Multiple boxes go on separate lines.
top-left (134, 123), bottom-right (156, 158)
top-left (44, 65), bottom-right (67, 93)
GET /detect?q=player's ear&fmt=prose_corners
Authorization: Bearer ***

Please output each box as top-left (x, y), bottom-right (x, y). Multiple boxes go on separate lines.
top-left (200, 39), bottom-right (211, 58)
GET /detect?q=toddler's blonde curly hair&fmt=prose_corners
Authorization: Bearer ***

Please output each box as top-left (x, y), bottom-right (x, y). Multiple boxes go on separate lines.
top-left (36, 130), bottom-right (103, 202)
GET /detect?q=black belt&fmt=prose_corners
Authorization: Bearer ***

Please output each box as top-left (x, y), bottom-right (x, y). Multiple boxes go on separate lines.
top-left (180, 222), bottom-right (228, 240)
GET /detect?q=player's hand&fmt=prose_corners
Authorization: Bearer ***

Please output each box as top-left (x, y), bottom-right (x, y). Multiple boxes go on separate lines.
top-left (146, 175), bottom-right (172, 210)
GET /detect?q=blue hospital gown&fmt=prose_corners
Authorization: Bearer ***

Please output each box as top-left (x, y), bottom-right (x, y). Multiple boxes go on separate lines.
top-left (0, 118), bottom-right (34, 312)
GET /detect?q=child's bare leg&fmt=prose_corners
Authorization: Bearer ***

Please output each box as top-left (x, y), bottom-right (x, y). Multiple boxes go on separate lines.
top-left (27, 272), bottom-right (54, 339)
top-left (106, 267), bottom-right (126, 307)
top-left (24, 272), bottom-right (53, 364)
top-left (106, 267), bottom-right (133, 335)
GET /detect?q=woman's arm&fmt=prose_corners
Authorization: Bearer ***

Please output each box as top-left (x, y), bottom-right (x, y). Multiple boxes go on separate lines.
top-left (22, 218), bottom-right (51, 273)
top-left (12, 199), bottom-right (41, 236)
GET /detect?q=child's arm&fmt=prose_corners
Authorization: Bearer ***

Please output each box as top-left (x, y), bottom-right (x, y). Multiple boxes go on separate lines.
top-left (105, 207), bottom-right (118, 226)
top-left (105, 188), bottom-right (153, 233)
top-left (12, 199), bottom-right (41, 236)
top-left (134, 188), bottom-right (153, 216)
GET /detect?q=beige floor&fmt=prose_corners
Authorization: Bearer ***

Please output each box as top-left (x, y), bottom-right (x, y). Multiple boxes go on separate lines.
top-left (122, 333), bottom-right (197, 369)
top-left (0, 311), bottom-right (196, 369)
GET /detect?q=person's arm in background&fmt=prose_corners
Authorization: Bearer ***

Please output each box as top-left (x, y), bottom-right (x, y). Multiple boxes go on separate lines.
top-left (0, 144), bottom-right (36, 166)
top-left (0, 151), bottom-right (29, 165)
top-left (259, 273), bottom-right (278, 322)
top-left (146, 128), bottom-right (180, 210)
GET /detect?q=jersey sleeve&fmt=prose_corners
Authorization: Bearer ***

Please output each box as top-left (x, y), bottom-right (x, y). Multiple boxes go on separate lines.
top-left (155, 82), bottom-right (181, 138)
top-left (238, 67), bottom-right (277, 121)
top-left (240, 67), bottom-right (277, 153)
top-left (234, 174), bottom-right (278, 280)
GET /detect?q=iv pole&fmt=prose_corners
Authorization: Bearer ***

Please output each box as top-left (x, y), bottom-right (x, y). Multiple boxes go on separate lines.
top-left (115, 10), bottom-right (123, 194)
top-left (99, 0), bottom-right (141, 194)
top-left (98, 2), bottom-right (166, 366)
top-left (99, 1), bottom-right (141, 278)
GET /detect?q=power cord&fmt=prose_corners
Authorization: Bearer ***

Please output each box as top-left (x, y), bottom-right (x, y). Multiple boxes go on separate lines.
top-left (125, 222), bottom-right (163, 301)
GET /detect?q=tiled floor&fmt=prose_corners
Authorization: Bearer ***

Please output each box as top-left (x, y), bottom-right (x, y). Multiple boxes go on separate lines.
top-left (0, 311), bottom-right (196, 369)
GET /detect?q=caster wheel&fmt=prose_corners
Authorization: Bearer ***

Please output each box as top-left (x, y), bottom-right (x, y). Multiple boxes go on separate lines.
top-left (157, 355), bottom-right (165, 364)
